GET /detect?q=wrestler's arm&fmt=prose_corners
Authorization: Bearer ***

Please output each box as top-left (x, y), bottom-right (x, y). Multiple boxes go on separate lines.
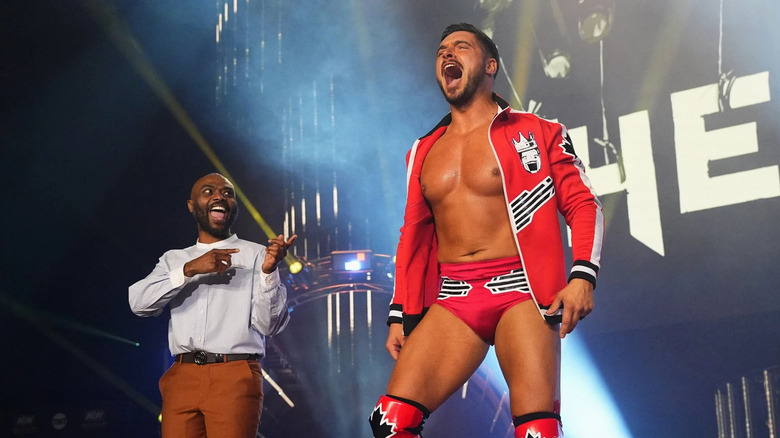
top-left (543, 120), bottom-right (603, 337)
top-left (386, 323), bottom-right (406, 360)
top-left (547, 278), bottom-right (593, 338)
top-left (385, 147), bottom-right (417, 360)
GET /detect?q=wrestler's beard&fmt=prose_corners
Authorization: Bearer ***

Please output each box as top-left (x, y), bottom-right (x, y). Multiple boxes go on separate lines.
top-left (192, 202), bottom-right (237, 240)
top-left (439, 68), bottom-right (484, 108)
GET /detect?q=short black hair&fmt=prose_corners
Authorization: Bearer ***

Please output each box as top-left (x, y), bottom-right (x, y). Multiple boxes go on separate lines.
top-left (440, 23), bottom-right (500, 77)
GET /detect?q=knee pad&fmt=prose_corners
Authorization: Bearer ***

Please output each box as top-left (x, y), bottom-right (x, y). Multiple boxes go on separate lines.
top-left (369, 394), bottom-right (429, 438)
top-left (513, 412), bottom-right (563, 438)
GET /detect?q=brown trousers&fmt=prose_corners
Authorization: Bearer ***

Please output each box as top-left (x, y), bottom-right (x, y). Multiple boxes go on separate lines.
top-left (159, 360), bottom-right (264, 438)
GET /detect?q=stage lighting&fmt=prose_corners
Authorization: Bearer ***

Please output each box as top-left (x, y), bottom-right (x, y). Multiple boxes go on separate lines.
top-left (288, 259), bottom-right (303, 275)
top-left (332, 250), bottom-right (372, 273)
top-left (285, 258), bottom-right (314, 292)
top-left (377, 254), bottom-right (395, 281)
top-left (541, 49), bottom-right (571, 79)
top-left (533, 0), bottom-right (573, 79)
top-left (578, 0), bottom-right (615, 43)
top-left (262, 368), bottom-right (295, 408)
top-left (715, 366), bottom-right (779, 437)
top-left (331, 250), bottom-right (373, 282)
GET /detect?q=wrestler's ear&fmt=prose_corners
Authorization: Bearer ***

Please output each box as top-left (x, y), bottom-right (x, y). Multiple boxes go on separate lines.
top-left (485, 58), bottom-right (498, 76)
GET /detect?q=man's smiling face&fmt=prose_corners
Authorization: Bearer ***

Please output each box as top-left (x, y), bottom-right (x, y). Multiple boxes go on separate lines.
top-left (188, 173), bottom-right (238, 241)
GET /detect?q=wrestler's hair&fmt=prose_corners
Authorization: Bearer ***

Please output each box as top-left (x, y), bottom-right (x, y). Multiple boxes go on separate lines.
top-left (440, 23), bottom-right (500, 78)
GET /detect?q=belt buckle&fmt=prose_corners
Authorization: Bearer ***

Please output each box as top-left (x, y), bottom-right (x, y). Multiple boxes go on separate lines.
top-left (193, 351), bottom-right (208, 365)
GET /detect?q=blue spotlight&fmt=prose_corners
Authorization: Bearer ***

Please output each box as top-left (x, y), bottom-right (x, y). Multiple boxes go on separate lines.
top-left (332, 250), bottom-right (372, 272)
top-left (331, 250), bottom-right (374, 282)
top-left (480, 332), bottom-right (632, 437)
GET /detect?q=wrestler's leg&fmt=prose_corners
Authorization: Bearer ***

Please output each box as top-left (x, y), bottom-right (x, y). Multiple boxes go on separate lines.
top-left (512, 412), bottom-right (564, 438)
top-left (386, 303), bottom-right (490, 413)
top-left (369, 394), bottom-right (429, 437)
top-left (494, 300), bottom-right (562, 429)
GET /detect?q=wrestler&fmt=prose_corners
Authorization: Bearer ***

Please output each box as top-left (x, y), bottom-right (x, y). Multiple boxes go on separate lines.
top-left (369, 23), bottom-right (604, 438)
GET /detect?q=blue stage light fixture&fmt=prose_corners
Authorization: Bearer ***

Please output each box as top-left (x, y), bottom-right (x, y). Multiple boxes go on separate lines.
top-left (331, 250), bottom-right (373, 282)
top-left (332, 250), bottom-right (372, 273)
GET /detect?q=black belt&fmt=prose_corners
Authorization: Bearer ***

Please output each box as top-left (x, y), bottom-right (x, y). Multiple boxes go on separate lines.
top-left (177, 351), bottom-right (261, 365)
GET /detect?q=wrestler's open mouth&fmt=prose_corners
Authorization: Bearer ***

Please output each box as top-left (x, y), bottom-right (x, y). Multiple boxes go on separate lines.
top-left (209, 204), bottom-right (228, 223)
top-left (443, 62), bottom-right (462, 87)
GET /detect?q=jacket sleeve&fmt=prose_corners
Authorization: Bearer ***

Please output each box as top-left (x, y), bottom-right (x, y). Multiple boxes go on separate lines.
top-left (543, 120), bottom-right (605, 287)
top-left (387, 148), bottom-right (415, 326)
top-left (387, 144), bottom-right (439, 332)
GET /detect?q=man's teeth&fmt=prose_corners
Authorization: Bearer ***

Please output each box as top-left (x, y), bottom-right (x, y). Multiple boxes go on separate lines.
top-left (444, 64), bottom-right (462, 79)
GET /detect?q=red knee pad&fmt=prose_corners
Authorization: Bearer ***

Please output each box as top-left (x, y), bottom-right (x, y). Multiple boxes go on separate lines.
top-left (369, 395), bottom-right (429, 438)
top-left (513, 412), bottom-right (563, 438)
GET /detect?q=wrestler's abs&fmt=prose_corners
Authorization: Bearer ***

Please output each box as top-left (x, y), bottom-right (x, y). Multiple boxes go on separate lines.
top-left (420, 128), bottom-right (519, 264)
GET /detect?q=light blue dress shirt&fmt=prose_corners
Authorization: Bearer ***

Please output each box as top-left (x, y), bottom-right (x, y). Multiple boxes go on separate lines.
top-left (128, 234), bottom-right (290, 357)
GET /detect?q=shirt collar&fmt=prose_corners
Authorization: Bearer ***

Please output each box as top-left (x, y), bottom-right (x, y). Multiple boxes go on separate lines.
top-left (423, 92), bottom-right (510, 138)
top-left (195, 233), bottom-right (239, 250)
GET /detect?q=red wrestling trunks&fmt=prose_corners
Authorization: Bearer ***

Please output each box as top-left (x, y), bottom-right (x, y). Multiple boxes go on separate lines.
top-left (436, 256), bottom-right (532, 345)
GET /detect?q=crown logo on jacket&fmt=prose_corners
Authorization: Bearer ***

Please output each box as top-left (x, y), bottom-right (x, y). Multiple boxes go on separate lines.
top-left (513, 131), bottom-right (542, 174)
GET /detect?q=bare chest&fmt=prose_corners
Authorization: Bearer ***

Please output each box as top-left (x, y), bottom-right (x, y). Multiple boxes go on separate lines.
top-left (420, 129), bottom-right (504, 203)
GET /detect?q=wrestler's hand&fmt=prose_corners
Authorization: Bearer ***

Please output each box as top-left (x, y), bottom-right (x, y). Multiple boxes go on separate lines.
top-left (546, 278), bottom-right (594, 339)
top-left (386, 323), bottom-right (406, 360)
top-left (184, 248), bottom-right (240, 277)
top-left (262, 234), bottom-right (297, 274)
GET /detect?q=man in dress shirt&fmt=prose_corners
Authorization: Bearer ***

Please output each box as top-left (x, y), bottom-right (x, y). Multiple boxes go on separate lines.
top-left (129, 172), bottom-right (296, 438)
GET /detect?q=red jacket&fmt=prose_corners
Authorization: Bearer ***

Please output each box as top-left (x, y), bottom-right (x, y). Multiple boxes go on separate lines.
top-left (389, 95), bottom-right (604, 335)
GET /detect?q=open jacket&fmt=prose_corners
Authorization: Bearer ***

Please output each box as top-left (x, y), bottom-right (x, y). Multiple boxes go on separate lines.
top-left (389, 94), bottom-right (604, 335)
